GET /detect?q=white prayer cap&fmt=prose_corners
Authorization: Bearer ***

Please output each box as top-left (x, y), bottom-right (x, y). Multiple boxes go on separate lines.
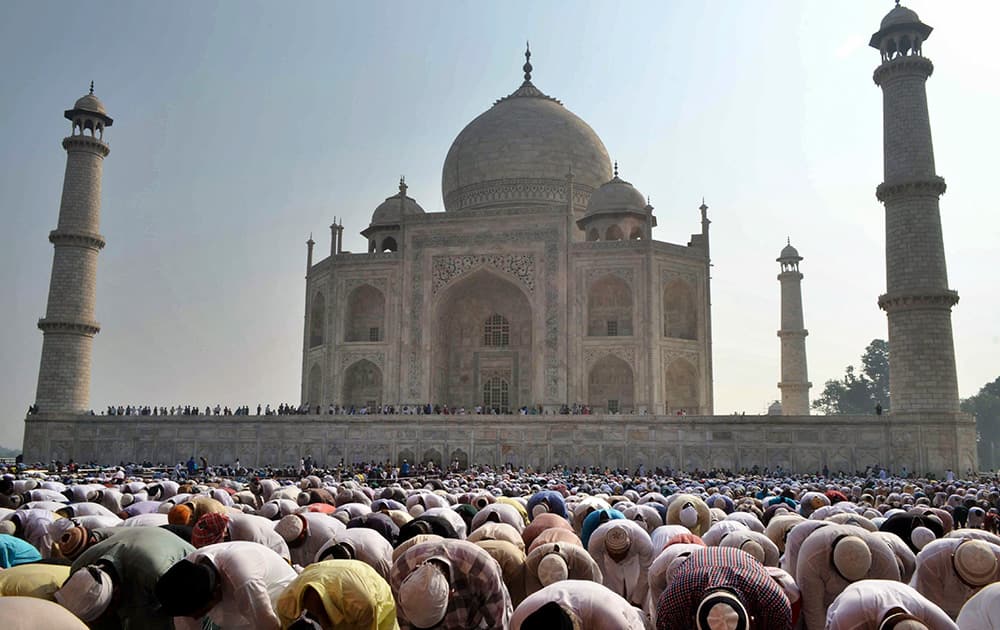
top-left (537, 553), bottom-right (569, 586)
top-left (55, 566), bottom-right (113, 622)
top-left (398, 562), bottom-right (449, 628)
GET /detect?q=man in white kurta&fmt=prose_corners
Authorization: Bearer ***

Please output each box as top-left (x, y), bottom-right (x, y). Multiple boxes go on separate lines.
top-left (826, 580), bottom-right (957, 629)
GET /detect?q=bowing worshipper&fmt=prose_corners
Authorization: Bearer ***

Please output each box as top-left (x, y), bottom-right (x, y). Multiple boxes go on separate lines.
top-left (766, 567), bottom-right (802, 629)
top-left (587, 519), bottom-right (654, 611)
top-left (880, 512), bottom-right (945, 554)
top-left (0, 526), bottom-right (43, 567)
top-left (346, 512), bottom-right (400, 547)
top-left (719, 530), bottom-right (781, 567)
top-left (524, 541), bottom-right (603, 595)
top-left (0, 562), bottom-right (70, 599)
top-left (314, 526), bottom-right (394, 581)
top-left (0, 596), bottom-right (89, 630)
top-left (796, 525), bottom-right (901, 630)
top-left (910, 537), bottom-right (1000, 619)
top-left (190, 512), bottom-right (291, 561)
top-left (275, 559), bottom-right (399, 630)
top-left (511, 579), bottom-right (646, 630)
top-left (781, 520), bottom-right (831, 580)
top-left (656, 546), bottom-right (792, 630)
top-left (570, 497), bottom-right (612, 535)
top-left (874, 530), bottom-right (919, 583)
top-left (648, 541), bottom-right (707, 623)
top-left (665, 493), bottom-right (712, 537)
top-left (522, 513), bottom-right (574, 551)
top-left (956, 582), bottom-right (1000, 629)
top-left (390, 538), bottom-right (512, 630)
top-left (54, 526), bottom-right (195, 629)
top-left (579, 508), bottom-right (625, 549)
top-left (624, 503), bottom-right (663, 535)
top-left (825, 580), bottom-right (957, 630)
top-left (474, 535), bottom-right (528, 606)
top-left (467, 521), bottom-right (525, 552)
top-left (7, 508), bottom-right (60, 559)
top-left (526, 490), bottom-right (568, 521)
top-left (154, 541), bottom-right (297, 630)
top-left (275, 512), bottom-right (346, 567)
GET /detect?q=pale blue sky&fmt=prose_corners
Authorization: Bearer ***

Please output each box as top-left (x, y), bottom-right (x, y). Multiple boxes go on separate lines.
top-left (3, 2), bottom-right (998, 447)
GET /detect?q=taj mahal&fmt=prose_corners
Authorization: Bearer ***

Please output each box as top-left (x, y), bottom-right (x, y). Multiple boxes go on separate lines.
top-left (22, 5), bottom-right (978, 475)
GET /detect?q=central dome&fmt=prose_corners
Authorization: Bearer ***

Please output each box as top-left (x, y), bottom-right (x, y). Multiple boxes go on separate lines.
top-left (441, 61), bottom-right (612, 212)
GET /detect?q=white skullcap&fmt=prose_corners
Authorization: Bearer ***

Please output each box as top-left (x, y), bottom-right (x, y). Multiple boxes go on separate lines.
top-left (274, 514), bottom-right (307, 543)
top-left (680, 504), bottom-right (700, 528)
top-left (832, 536), bottom-right (872, 582)
top-left (537, 553), bottom-right (569, 586)
top-left (531, 503), bottom-right (549, 519)
top-left (0, 520), bottom-right (15, 535)
top-left (399, 562), bottom-right (449, 628)
top-left (55, 566), bottom-right (114, 622)
top-left (911, 526), bottom-right (936, 550)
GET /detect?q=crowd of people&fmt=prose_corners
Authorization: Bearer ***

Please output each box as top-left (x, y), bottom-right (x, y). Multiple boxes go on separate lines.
top-left (2, 463), bottom-right (1000, 628)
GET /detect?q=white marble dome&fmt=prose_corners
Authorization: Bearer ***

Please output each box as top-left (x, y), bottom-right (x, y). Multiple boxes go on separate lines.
top-left (584, 173), bottom-right (647, 218)
top-left (441, 81), bottom-right (612, 212)
top-left (880, 5), bottom-right (921, 29)
top-left (73, 93), bottom-right (107, 116)
top-left (371, 180), bottom-right (425, 225)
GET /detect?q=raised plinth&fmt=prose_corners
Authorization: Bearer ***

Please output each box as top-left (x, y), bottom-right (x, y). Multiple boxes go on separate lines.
top-left (22, 411), bottom-right (976, 475)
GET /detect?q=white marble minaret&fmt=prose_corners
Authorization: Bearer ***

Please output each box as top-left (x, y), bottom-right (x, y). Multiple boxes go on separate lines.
top-left (34, 84), bottom-right (112, 413)
top-left (777, 240), bottom-right (810, 415)
top-left (870, 5), bottom-right (961, 416)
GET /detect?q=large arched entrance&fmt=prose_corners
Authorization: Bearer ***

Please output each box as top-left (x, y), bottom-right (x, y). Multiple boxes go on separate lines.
top-left (342, 359), bottom-right (382, 409)
top-left (432, 269), bottom-right (533, 410)
top-left (663, 279), bottom-right (697, 340)
top-left (588, 355), bottom-right (634, 413)
top-left (345, 285), bottom-right (385, 342)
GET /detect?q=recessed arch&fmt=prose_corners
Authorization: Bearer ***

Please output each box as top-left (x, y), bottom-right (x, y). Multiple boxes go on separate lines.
top-left (345, 284), bottom-right (385, 342)
top-left (664, 358), bottom-right (699, 414)
top-left (628, 226), bottom-right (643, 240)
top-left (342, 359), bottom-right (382, 409)
top-left (450, 448), bottom-right (469, 469)
top-left (422, 448), bottom-right (442, 469)
top-left (432, 268), bottom-right (532, 409)
top-left (663, 278), bottom-right (697, 340)
top-left (380, 236), bottom-right (398, 252)
top-left (397, 449), bottom-right (414, 468)
top-left (588, 355), bottom-right (634, 413)
top-left (310, 292), bottom-right (326, 347)
top-left (605, 224), bottom-right (624, 241)
top-left (587, 228), bottom-right (600, 242)
top-left (588, 274), bottom-right (633, 337)
top-left (307, 364), bottom-right (322, 406)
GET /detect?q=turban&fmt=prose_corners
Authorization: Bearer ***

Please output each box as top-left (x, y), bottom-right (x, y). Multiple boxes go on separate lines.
top-left (191, 513), bottom-right (230, 548)
top-left (55, 566), bottom-right (113, 622)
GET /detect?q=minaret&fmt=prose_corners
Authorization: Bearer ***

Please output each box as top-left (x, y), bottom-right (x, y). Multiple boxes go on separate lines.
top-left (870, 5), bottom-right (960, 415)
top-left (33, 84), bottom-right (112, 414)
top-left (777, 239), bottom-right (810, 415)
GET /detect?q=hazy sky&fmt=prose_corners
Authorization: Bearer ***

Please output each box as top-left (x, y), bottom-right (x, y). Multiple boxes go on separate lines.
top-left (3, 2), bottom-right (998, 447)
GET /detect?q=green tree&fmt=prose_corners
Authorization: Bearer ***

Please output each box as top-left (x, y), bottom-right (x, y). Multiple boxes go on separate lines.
top-left (812, 339), bottom-right (890, 414)
top-left (962, 376), bottom-right (1000, 469)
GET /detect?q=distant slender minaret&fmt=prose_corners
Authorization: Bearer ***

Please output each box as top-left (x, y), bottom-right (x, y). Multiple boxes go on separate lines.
top-left (34, 85), bottom-right (112, 413)
top-left (870, 5), bottom-right (960, 415)
top-left (777, 240), bottom-right (810, 415)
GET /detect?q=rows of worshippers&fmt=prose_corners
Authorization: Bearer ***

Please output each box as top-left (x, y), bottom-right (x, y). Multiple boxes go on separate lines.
top-left (73, 402), bottom-right (618, 418)
top-left (4, 472), bottom-right (1000, 629)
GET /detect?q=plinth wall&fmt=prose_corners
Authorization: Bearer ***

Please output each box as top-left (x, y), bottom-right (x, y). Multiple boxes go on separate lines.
top-left (22, 412), bottom-right (977, 476)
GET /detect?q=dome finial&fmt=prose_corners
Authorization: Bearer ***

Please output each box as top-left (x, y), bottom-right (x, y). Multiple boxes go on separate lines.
top-left (613, 160), bottom-right (619, 178)
top-left (89, 80), bottom-right (94, 95)
top-left (787, 236), bottom-right (791, 246)
top-left (523, 41), bottom-right (533, 83)
top-left (399, 175), bottom-right (407, 196)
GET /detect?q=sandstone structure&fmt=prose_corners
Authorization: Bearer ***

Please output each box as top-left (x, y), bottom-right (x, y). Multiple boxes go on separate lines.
top-left (21, 7), bottom-right (977, 475)
top-left (777, 241), bottom-right (810, 415)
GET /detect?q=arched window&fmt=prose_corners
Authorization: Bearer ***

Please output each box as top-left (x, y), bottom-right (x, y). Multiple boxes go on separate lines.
top-left (605, 225), bottom-right (624, 241)
top-left (483, 314), bottom-right (510, 347)
top-left (310, 292), bottom-right (326, 347)
top-left (381, 236), bottom-right (398, 252)
top-left (629, 226), bottom-right (643, 240)
top-left (587, 274), bottom-right (633, 337)
top-left (343, 359), bottom-right (382, 408)
top-left (483, 376), bottom-right (510, 412)
top-left (345, 284), bottom-right (385, 342)
top-left (665, 359), bottom-right (699, 414)
top-left (587, 228), bottom-right (600, 242)
top-left (663, 279), bottom-right (698, 340)
top-left (588, 355), bottom-right (634, 413)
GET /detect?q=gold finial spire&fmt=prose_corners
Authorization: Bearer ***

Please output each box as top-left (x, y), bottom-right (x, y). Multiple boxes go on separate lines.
top-left (399, 175), bottom-right (407, 195)
top-left (613, 161), bottom-right (619, 178)
top-left (89, 81), bottom-right (94, 95)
